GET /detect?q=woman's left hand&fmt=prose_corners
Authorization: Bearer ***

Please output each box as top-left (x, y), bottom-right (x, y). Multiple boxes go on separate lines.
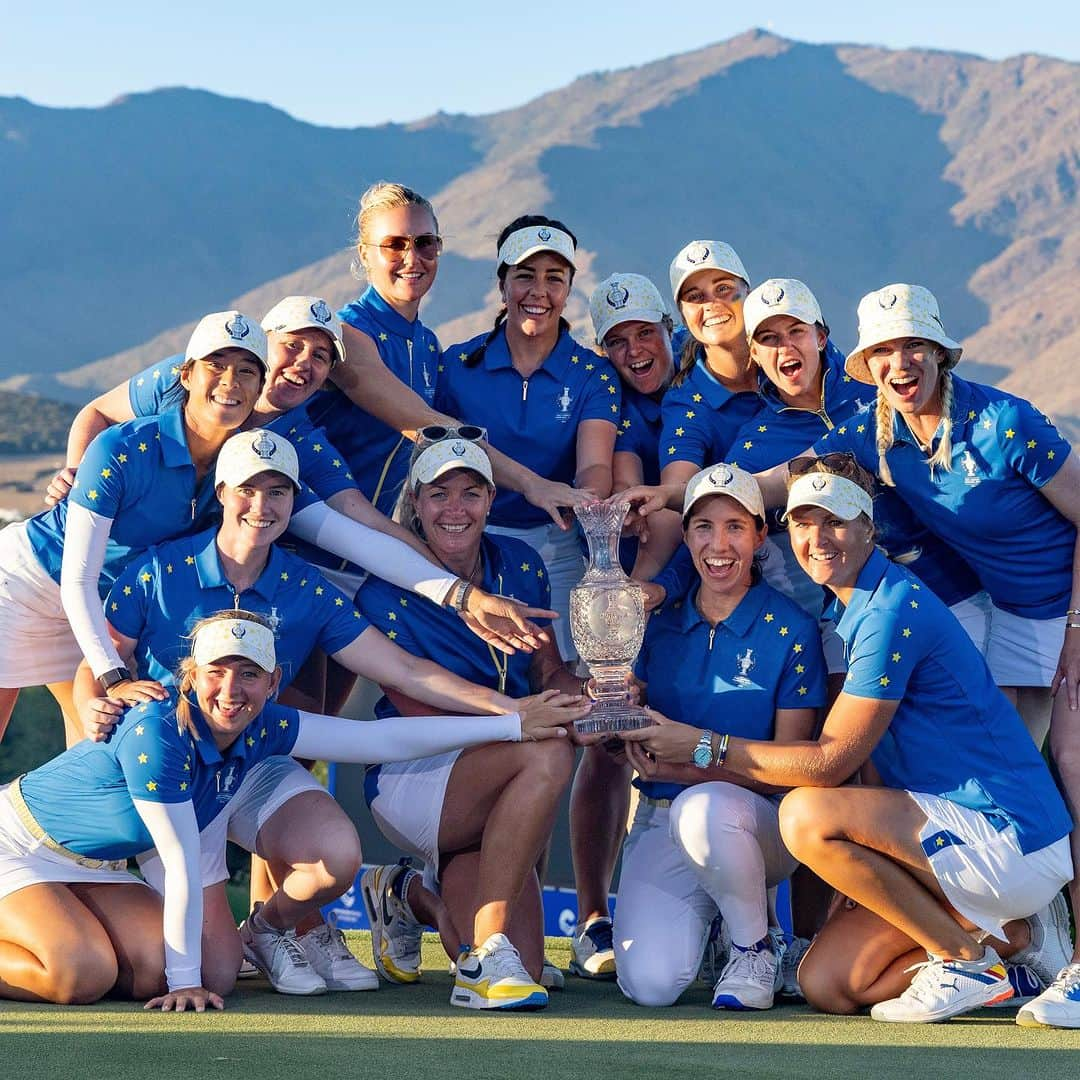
top-left (144, 985), bottom-right (225, 1012)
top-left (461, 589), bottom-right (557, 654)
top-left (522, 475), bottom-right (596, 529)
top-left (618, 708), bottom-right (701, 763)
top-left (1052, 628), bottom-right (1080, 711)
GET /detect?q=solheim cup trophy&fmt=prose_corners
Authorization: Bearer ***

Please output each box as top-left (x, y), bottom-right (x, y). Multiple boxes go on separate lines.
top-left (569, 500), bottom-right (651, 735)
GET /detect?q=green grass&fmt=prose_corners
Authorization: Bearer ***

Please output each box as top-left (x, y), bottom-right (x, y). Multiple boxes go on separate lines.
top-left (4, 935), bottom-right (1080, 1080)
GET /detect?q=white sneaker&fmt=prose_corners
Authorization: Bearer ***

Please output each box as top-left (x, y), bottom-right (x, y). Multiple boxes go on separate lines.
top-left (711, 940), bottom-right (779, 1011)
top-left (1016, 963), bottom-right (1080, 1028)
top-left (569, 916), bottom-right (616, 979)
top-left (299, 922), bottom-right (379, 991)
top-left (870, 946), bottom-right (1012, 1023)
top-left (361, 862), bottom-right (424, 983)
top-left (239, 903), bottom-right (327, 996)
top-left (450, 933), bottom-right (549, 1010)
top-left (237, 957), bottom-right (260, 979)
top-left (1009, 893), bottom-right (1073, 989)
top-left (780, 936), bottom-right (811, 1001)
top-left (541, 956), bottom-right (565, 990)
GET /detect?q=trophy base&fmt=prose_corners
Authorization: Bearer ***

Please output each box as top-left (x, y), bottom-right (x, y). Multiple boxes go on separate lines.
top-left (574, 704), bottom-right (653, 735)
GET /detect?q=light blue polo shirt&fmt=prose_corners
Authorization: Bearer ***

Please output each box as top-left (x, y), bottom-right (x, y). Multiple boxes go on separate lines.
top-left (436, 326), bottom-right (620, 528)
top-left (19, 695), bottom-right (300, 861)
top-left (23, 410), bottom-right (220, 595)
top-left (830, 548), bottom-right (1072, 853)
top-left (127, 357), bottom-right (355, 514)
top-left (817, 377), bottom-right (1075, 618)
top-left (107, 526), bottom-right (369, 690)
top-left (635, 581), bottom-right (827, 802)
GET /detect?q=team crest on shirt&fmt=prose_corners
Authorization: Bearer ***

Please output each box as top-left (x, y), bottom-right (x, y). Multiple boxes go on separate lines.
top-left (555, 386), bottom-right (573, 422)
top-left (309, 300), bottom-right (332, 324)
top-left (225, 314), bottom-right (251, 340)
top-left (252, 432), bottom-right (279, 460)
top-left (266, 606), bottom-right (282, 634)
top-left (961, 450), bottom-right (981, 486)
top-left (215, 762), bottom-right (241, 802)
top-left (761, 284), bottom-right (785, 306)
top-left (606, 281), bottom-right (630, 310)
top-left (686, 243), bottom-right (710, 265)
top-left (733, 648), bottom-right (756, 687)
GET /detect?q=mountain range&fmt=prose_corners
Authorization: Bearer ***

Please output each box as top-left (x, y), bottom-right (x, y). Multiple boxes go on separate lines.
top-left (2, 30), bottom-right (1077, 440)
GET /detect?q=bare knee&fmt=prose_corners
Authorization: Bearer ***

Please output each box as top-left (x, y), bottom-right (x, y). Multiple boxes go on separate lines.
top-left (47, 943), bottom-right (118, 1005)
top-left (525, 737), bottom-right (575, 790)
top-left (113, 938), bottom-right (166, 1000)
top-left (778, 788), bottom-right (829, 863)
top-left (797, 947), bottom-right (860, 1015)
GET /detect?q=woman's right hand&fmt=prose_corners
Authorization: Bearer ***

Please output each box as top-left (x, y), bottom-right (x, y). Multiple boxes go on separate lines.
top-left (44, 466), bottom-right (77, 507)
top-left (515, 688), bottom-right (591, 740)
top-left (522, 476), bottom-right (595, 529)
top-left (81, 680), bottom-right (167, 741)
top-left (145, 986), bottom-right (225, 1012)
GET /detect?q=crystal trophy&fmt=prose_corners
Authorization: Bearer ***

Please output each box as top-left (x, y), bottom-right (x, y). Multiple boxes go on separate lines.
top-left (569, 500), bottom-right (651, 734)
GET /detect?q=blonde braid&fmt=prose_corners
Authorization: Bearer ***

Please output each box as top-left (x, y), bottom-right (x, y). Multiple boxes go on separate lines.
top-left (925, 368), bottom-right (954, 475)
top-left (174, 659), bottom-right (201, 740)
top-left (874, 390), bottom-right (896, 487)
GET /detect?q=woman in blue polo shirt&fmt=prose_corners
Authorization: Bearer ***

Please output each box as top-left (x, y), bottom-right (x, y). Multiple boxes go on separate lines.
top-left (436, 215), bottom-right (620, 661)
top-left (610, 463), bottom-right (826, 1011)
top-left (0, 311), bottom-right (266, 746)
top-left (0, 609), bottom-right (582, 1010)
top-left (623, 457), bottom-right (1073, 1024)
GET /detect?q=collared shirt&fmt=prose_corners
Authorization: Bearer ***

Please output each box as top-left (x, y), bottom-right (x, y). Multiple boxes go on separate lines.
top-left (617, 385), bottom-right (666, 486)
top-left (24, 410), bottom-right (219, 594)
top-left (358, 533), bottom-right (550, 716)
top-left (830, 548), bottom-right (1072, 852)
top-left (107, 526), bottom-right (369, 690)
top-left (436, 326), bottom-right (620, 528)
top-left (20, 695), bottom-right (300, 861)
top-left (635, 581), bottom-right (827, 801)
top-left (817, 377), bottom-right (1075, 618)
top-left (127, 356), bottom-right (354, 514)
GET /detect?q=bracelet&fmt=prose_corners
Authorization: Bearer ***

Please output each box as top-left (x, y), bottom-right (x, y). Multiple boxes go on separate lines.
top-left (448, 579), bottom-right (473, 613)
top-left (713, 732), bottom-right (730, 769)
top-left (1067, 609), bottom-right (1080, 617)
top-left (1067, 622), bottom-right (1080, 630)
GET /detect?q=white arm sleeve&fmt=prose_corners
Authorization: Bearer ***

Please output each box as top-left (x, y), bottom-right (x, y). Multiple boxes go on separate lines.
top-left (60, 502), bottom-right (125, 678)
top-left (288, 502), bottom-right (457, 605)
top-left (132, 798), bottom-right (204, 992)
top-left (291, 710), bottom-right (522, 763)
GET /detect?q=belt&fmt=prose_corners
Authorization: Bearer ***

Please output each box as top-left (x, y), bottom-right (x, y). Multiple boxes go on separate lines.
top-left (6, 776), bottom-right (128, 872)
top-left (639, 794), bottom-right (673, 808)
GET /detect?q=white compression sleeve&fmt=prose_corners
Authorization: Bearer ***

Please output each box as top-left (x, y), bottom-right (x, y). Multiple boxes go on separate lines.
top-left (60, 502), bottom-right (125, 678)
top-left (291, 710), bottom-right (522, 763)
top-left (289, 501), bottom-right (456, 605)
top-left (132, 798), bottom-right (204, 992)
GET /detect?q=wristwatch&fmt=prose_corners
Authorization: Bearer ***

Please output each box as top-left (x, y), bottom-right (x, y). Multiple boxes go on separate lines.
top-left (99, 667), bottom-right (131, 691)
top-left (692, 730), bottom-right (713, 769)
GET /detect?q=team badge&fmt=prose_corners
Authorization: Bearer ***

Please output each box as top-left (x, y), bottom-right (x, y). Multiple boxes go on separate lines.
top-left (708, 465), bottom-right (734, 487)
top-left (310, 300), bottom-right (332, 324)
top-left (811, 475), bottom-right (827, 491)
top-left (252, 432), bottom-right (278, 460)
top-left (733, 648), bottom-right (756, 687)
top-left (877, 289), bottom-right (898, 310)
top-left (225, 314), bottom-right (251, 340)
top-left (961, 450), bottom-right (981, 487)
top-left (230, 623), bottom-right (247, 639)
top-left (761, 283), bottom-right (785, 306)
top-left (555, 386), bottom-right (573, 422)
top-left (685, 242), bottom-right (710, 265)
top-left (451, 440), bottom-right (467, 457)
top-left (537, 228), bottom-right (552, 242)
top-left (606, 281), bottom-right (630, 310)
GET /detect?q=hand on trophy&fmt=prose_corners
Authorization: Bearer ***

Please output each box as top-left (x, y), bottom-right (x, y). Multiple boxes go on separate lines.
top-left (514, 688), bottom-right (592, 740)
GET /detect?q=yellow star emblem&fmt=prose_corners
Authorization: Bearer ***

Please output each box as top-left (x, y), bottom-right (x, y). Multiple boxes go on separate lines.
top-left (458, 352), bottom-right (467, 361)
top-left (797, 686), bottom-right (808, 696)
top-left (315, 586), bottom-right (324, 595)
top-left (388, 630), bottom-right (397, 640)
top-left (332, 459), bottom-right (341, 468)
top-left (935, 835), bottom-right (945, 847)
top-left (247, 736), bottom-right (255, 747)
top-left (429, 343), bottom-right (436, 353)
top-left (892, 652), bottom-right (901, 662)
top-left (138, 753), bottom-right (148, 764)
top-left (1004, 428), bottom-right (1015, 439)
top-left (1048, 450), bottom-right (1056, 460)
top-left (692, 393), bottom-right (702, 403)
top-left (611, 404), bottom-right (618, 413)
top-left (179, 781), bottom-right (188, 791)
top-left (135, 725), bottom-right (145, 736)
top-left (600, 373), bottom-right (609, 381)
top-left (300, 578), bottom-right (307, 587)
top-left (118, 453), bottom-right (128, 463)
top-left (100, 467), bottom-right (111, 479)
top-left (521, 562), bottom-right (530, 572)
top-left (570, 355), bottom-right (579, 363)
top-left (110, 602), bottom-right (118, 612)
top-left (585, 363), bottom-right (594, 371)
top-left (902, 627), bottom-right (912, 637)
top-left (743, 440), bottom-right (753, 450)
top-left (795, 663), bottom-right (805, 674)
top-left (138, 442), bottom-right (148, 452)
top-left (764, 613), bottom-right (774, 622)
top-left (140, 572), bottom-right (151, 583)
top-left (879, 676), bottom-right (890, 687)
top-left (910, 600), bottom-right (919, 609)
top-left (279, 718), bottom-right (289, 729)
top-left (260, 728), bottom-right (267, 739)
top-left (968, 410), bottom-right (977, 421)
top-left (166, 564), bottom-right (173, 574)
top-left (856, 424), bottom-right (866, 434)
top-left (675, 427), bottom-right (685, 436)
top-left (758, 425), bottom-right (767, 433)
top-left (779, 626), bottom-right (789, 636)
top-left (668, 446), bottom-right (676, 455)
top-left (378, 332), bottom-right (388, 342)
top-left (685, 410), bottom-right (696, 419)
top-left (1027, 439), bottom-right (1037, 449)
top-left (312, 443), bottom-right (323, 452)
top-left (387, 611), bottom-right (397, 621)
top-left (399, 597), bottom-right (408, 607)
top-left (793, 643), bottom-right (803, 654)
top-left (335, 597), bottom-right (344, 606)
top-left (281, 572), bottom-right (288, 581)
top-left (87, 489), bottom-right (98, 501)
top-left (837, 426), bottom-right (847, 435)
top-left (146, 780), bottom-right (158, 792)
top-left (123, 585), bottom-right (132, 596)
top-left (185, 555), bottom-right (195, 565)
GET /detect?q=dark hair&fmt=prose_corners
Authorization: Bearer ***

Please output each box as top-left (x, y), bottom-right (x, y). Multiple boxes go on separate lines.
top-left (464, 214), bottom-right (578, 368)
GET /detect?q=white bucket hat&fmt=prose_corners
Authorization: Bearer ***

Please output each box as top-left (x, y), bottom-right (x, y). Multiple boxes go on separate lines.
top-left (669, 240), bottom-right (750, 303)
top-left (783, 471), bottom-right (874, 523)
top-left (215, 430), bottom-right (301, 491)
top-left (186, 311), bottom-right (268, 369)
top-left (410, 439), bottom-right (494, 489)
top-left (261, 296), bottom-right (346, 367)
top-left (845, 284), bottom-right (962, 385)
top-left (682, 463), bottom-right (764, 525)
top-left (744, 278), bottom-right (824, 342)
top-left (192, 616), bottom-right (276, 673)
top-left (589, 273), bottom-right (668, 346)
top-left (497, 224), bottom-right (576, 269)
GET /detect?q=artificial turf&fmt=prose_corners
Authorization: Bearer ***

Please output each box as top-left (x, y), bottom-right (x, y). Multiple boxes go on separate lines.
top-left (5, 934), bottom-right (1080, 1080)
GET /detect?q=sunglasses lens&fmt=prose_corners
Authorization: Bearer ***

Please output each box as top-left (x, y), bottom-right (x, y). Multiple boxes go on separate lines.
top-left (419, 425), bottom-right (450, 442)
top-left (457, 425), bottom-right (486, 441)
top-left (414, 234), bottom-right (442, 257)
top-left (788, 456), bottom-right (816, 477)
top-left (378, 236), bottom-right (410, 253)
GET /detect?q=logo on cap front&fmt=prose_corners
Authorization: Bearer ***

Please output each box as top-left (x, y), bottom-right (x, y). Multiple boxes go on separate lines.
top-left (310, 300), bottom-right (332, 324)
top-left (226, 314), bottom-right (250, 340)
top-left (762, 284), bottom-right (785, 306)
top-left (231, 623), bottom-right (247, 639)
top-left (709, 465), bottom-right (734, 487)
top-left (877, 289), bottom-right (898, 310)
top-left (811, 475), bottom-right (828, 491)
top-left (537, 228), bottom-right (551, 242)
top-left (451, 441), bottom-right (467, 457)
top-left (685, 243), bottom-right (710, 265)
top-left (252, 432), bottom-right (278, 460)
top-left (606, 281), bottom-right (629, 310)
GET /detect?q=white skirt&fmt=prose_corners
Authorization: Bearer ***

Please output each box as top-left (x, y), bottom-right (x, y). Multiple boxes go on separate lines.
top-left (985, 605), bottom-right (1066, 688)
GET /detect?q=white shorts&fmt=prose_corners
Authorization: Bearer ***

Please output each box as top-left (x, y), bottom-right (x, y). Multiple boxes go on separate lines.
top-left (366, 750), bottom-right (460, 871)
top-left (909, 790), bottom-right (1072, 935)
top-left (985, 605), bottom-right (1065, 687)
top-left (0, 523), bottom-right (84, 687)
top-left (949, 591), bottom-right (992, 655)
top-left (486, 521), bottom-right (584, 663)
top-left (0, 781), bottom-right (144, 902)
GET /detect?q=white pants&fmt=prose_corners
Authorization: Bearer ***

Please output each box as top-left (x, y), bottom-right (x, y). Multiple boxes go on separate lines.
top-left (614, 783), bottom-right (797, 1007)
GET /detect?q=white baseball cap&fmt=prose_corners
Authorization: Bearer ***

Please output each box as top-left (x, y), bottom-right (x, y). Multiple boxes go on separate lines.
top-left (185, 311), bottom-right (268, 369)
top-left (496, 223), bottom-right (576, 269)
top-left (743, 278), bottom-right (824, 342)
top-left (669, 240), bottom-right (750, 303)
top-left (261, 296), bottom-right (346, 367)
top-left (410, 438), bottom-right (494, 489)
top-left (215, 430), bottom-right (301, 491)
top-left (846, 284), bottom-right (962, 385)
top-left (783, 471), bottom-right (874, 523)
top-left (192, 616), bottom-right (276, 673)
top-left (589, 273), bottom-right (668, 346)
top-left (682, 463), bottom-right (764, 525)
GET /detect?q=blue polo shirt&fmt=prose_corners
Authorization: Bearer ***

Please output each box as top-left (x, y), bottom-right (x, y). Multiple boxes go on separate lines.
top-left (437, 326), bottom-right (620, 528)
top-left (635, 581), bottom-right (827, 802)
top-left (107, 527), bottom-right (369, 690)
top-left (817, 377), bottom-right (1075, 618)
top-left (617, 385), bottom-right (668, 487)
top-left (19, 695), bottom-right (300, 861)
top-left (831, 549), bottom-right (1071, 853)
top-left (23, 410), bottom-right (220, 595)
top-left (658, 353), bottom-right (763, 471)
top-left (127, 356), bottom-right (354, 514)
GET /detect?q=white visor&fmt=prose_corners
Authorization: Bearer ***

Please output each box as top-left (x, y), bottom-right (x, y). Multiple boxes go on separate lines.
top-left (783, 472), bottom-right (874, 523)
top-left (192, 618), bottom-right (276, 673)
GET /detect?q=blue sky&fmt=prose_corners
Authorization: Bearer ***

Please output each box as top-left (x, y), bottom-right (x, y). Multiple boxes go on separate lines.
top-left (2, 1), bottom-right (1077, 127)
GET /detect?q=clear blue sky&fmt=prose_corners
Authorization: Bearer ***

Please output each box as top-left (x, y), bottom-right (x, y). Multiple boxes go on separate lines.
top-left (3, 1), bottom-right (1077, 127)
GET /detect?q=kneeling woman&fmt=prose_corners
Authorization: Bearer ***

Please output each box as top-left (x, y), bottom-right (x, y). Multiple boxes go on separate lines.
top-left (613, 463), bottom-right (826, 1010)
top-left (623, 457), bottom-right (1073, 1023)
top-left (0, 611), bottom-right (583, 1011)
top-left (357, 436), bottom-right (587, 1010)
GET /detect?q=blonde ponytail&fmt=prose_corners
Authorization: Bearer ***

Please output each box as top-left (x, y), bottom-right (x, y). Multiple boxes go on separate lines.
top-left (924, 369), bottom-right (955, 476)
top-left (875, 390), bottom-right (896, 487)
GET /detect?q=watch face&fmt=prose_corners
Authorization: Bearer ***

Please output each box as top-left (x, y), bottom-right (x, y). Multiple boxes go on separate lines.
top-left (693, 745), bottom-right (712, 767)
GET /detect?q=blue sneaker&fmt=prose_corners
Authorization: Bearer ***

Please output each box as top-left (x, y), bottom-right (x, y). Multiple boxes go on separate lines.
top-left (1016, 964), bottom-right (1080, 1028)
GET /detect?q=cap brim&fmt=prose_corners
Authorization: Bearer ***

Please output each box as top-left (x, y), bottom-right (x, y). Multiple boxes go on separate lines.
top-left (597, 305), bottom-right (666, 345)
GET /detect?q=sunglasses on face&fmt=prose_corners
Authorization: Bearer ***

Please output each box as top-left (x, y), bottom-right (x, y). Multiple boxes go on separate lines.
top-left (416, 424), bottom-right (488, 447)
top-left (366, 234), bottom-right (443, 258)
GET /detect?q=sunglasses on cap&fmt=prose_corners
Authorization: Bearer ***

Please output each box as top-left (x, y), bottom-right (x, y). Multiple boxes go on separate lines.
top-left (365, 234), bottom-right (443, 258)
top-left (416, 424), bottom-right (488, 447)
top-left (789, 453), bottom-right (866, 480)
